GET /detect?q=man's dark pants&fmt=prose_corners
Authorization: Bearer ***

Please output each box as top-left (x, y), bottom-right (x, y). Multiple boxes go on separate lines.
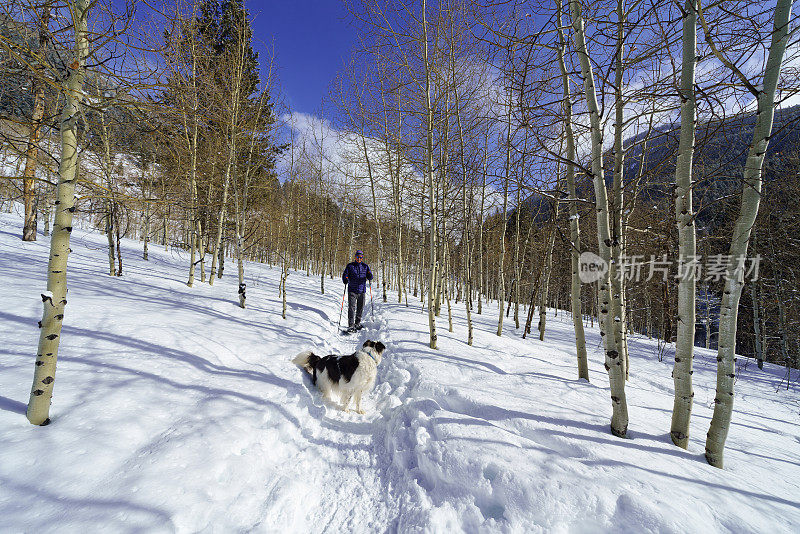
top-left (348, 291), bottom-right (365, 328)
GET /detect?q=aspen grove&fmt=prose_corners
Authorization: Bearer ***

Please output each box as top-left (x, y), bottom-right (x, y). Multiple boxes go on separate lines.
top-left (1, 0), bottom-right (799, 490)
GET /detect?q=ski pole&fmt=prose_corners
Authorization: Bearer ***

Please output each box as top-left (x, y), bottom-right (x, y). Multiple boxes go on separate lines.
top-left (338, 284), bottom-right (347, 329)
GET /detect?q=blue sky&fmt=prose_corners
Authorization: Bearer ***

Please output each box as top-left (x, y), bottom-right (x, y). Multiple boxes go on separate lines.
top-left (248, 0), bottom-right (355, 115)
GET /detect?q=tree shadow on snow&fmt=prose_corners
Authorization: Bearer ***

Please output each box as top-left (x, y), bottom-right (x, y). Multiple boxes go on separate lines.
top-left (0, 311), bottom-right (305, 426)
top-left (582, 458), bottom-right (800, 509)
top-left (0, 395), bottom-right (26, 415)
top-left (0, 477), bottom-right (174, 529)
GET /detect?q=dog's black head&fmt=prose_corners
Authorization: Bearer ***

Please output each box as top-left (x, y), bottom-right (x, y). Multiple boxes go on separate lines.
top-left (363, 339), bottom-right (386, 356)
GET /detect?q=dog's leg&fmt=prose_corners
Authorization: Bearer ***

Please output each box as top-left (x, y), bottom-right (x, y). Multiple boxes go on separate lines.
top-left (354, 392), bottom-right (365, 414)
top-left (341, 392), bottom-right (353, 412)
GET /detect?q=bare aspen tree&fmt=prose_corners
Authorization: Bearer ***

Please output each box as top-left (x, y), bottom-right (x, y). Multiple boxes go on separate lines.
top-left (27, 0), bottom-right (89, 426)
top-left (477, 129), bottom-right (489, 315)
top-left (317, 103), bottom-right (327, 294)
top-left (513, 146), bottom-right (522, 330)
top-left (497, 85), bottom-right (512, 337)
top-left (670, 0), bottom-right (698, 450)
top-left (569, 0), bottom-right (629, 437)
top-left (21, 2), bottom-right (51, 242)
top-left (539, 189), bottom-right (560, 341)
top-left (141, 154), bottom-right (150, 260)
top-left (449, 37), bottom-right (475, 345)
top-left (231, 142), bottom-right (246, 308)
top-left (169, 5), bottom-right (204, 288)
top-left (422, 0), bottom-right (439, 349)
top-left (379, 80), bottom-right (407, 304)
top-left (209, 107), bottom-right (239, 284)
top-left (610, 0), bottom-right (628, 379)
top-left (92, 77), bottom-right (118, 276)
top-left (702, 0), bottom-right (793, 468)
top-left (556, 0), bottom-right (588, 379)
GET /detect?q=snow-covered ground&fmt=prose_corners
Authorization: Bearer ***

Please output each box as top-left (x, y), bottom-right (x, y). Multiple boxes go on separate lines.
top-left (1, 204), bottom-right (799, 533)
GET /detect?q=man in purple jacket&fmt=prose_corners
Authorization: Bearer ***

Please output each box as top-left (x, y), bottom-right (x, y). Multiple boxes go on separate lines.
top-left (342, 250), bottom-right (373, 332)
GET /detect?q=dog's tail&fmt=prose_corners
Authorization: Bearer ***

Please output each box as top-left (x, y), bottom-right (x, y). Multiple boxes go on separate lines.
top-left (292, 350), bottom-right (318, 371)
top-left (292, 350), bottom-right (321, 385)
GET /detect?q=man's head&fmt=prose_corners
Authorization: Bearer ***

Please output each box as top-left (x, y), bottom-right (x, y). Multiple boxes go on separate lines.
top-left (355, 250), bottom-right (363, 262)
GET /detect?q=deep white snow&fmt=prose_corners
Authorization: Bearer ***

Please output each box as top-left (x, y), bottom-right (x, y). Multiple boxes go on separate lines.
top-left (1, 205), bottom-right (799, 533)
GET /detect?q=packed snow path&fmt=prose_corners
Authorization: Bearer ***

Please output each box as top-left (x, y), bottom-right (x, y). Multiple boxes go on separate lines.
top-left (1, 207), bottom-right (799, 533)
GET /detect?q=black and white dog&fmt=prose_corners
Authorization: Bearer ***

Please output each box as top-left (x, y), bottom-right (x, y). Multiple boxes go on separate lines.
top-left (292, 340), bottom-right (386, 414)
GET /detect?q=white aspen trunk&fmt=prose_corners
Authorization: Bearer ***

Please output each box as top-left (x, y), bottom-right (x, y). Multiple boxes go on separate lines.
top-left (670, 0), bottom-right (698, 450)
top-left (453, 71), bottom-right (474, 345)
top-left (705, 0), bottom-right (792, 468)
top-left (751, 283), bottom-right (763, 367)
top-left (21, 4), bottom-right (51, 242)
top-left (188, 208), bottom-right (197, 284)
top-left (348, 208), bottom-right (356, 257)
top-left (42, 191), bottom-right (51, 236)
top-left (477, 136), bottom-right (488, 315)
top-left (415, 246), bottom-right (421, 299)
top-left (392, 137), bottom-right (405, 304)
top-left (332, 208), bottom-right (341, 278)
top-left (115, 216), bottom-right (123, 276)
top-left (142, 158), bottom-right (150, 261)
top-left (233, 167), bottom-right (246, 309)
top-left (557, 0), bottom-right (588, 379)
top-left (97, 93), bottom-right (116, 277)
top-left (570, 0), bottom-right (628, 436)
top-left (513, 165), bottom-right (521, 330)
top-left (363, 134), bottom-right (386, 302)
top-left (186, 46), bottom-right (201, 287)
top-left (187, 166), bottom-right (200, 287)
top-left (316, 113), bottom-right (327, 294)
top-left (539, 197), bottom-right (559, 341)
top-left (611, 0), bottom-right (628, 380)
top-left (423, 0), bottom-right (438, 349)
top-left (210, 167), bottom-right (231, 284)
top-left (281, 260), bottom-right (289, 319)
top-left (105, 201), bottom-right (116, 276)
top-left (320, 202), bottom-right (326, 294)
top-left (497, 88), bottom-right (512, 337)
top-left (393, 123), bottom-right (405, 304)
top-left (433, 90), bottom-right (450, 320)
top-left (704, 285), bottom-right (711, 349)
top-left (26, 0), bottom-right (89, 426)
top-left (235, 224), bottom-right (246, 308)
top-left (210, 34), bottom-right (245, 286)
top-left (444, 242), bottom-right (453, 332)
top-left (305, 186), bottom-right (311, 277)
top-left (775, 265), bottom-right (790, 373)
top-left (520, 200), bottom-right (539, 339)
